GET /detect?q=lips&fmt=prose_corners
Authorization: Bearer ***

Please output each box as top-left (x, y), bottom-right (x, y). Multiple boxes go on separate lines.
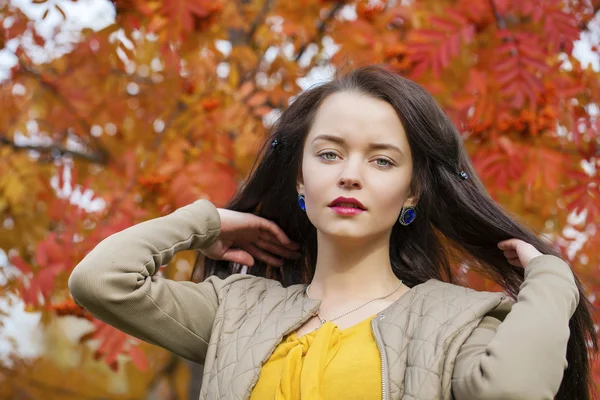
top-left (328, 197), bottom-right (367, 210)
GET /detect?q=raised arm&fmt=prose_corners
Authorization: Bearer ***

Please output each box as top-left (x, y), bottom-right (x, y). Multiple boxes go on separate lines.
top-left (68, 200), bottom-right (228, 363)
top-left (451, 255), bottom-right (579, 400)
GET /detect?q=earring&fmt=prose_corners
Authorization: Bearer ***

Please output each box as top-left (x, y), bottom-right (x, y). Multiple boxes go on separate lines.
top-left (297, 194), bottom-right (306, 211)
top-left (398, 206), bottom-right (416, 226)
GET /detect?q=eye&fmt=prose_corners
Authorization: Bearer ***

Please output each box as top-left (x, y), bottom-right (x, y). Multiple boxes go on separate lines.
top-left (374, 158), bottom-right (394, 168)
top-left (319, 151), bottom-right (339, 161)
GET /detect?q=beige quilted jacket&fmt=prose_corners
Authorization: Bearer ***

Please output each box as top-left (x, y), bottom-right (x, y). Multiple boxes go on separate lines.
top-left (68, 200), bottom-right (579, 400)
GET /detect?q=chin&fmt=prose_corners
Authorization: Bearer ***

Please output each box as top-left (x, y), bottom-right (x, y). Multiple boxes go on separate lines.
top-left (318, 226), bottom-right (376, 241)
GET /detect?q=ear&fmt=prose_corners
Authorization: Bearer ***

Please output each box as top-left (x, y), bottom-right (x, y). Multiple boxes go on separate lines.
top-left (296, 170), bottom-right (304, 194)
top-left (403, 191), bottom-right (419, 208)
top-left (296, 180), bottom-right (305, 194)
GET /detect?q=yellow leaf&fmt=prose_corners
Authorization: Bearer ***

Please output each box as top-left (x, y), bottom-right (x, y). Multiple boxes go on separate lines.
top-left (228, 64), bottom-right (240, 87)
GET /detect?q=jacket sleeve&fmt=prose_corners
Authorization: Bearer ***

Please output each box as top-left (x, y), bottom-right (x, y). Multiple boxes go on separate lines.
top-left (451, 255), bottom-right (579, 400)
top-left (68, 199), bottom-right (227, 363)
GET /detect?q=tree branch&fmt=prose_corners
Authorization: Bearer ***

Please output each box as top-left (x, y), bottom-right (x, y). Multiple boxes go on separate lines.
top-left (580, 3), bottom-right (600, 33)
top-left (295, 2), bottom-right (344, 62)
top-left (248, 0), bottom-right (274, 41)
top-left (0, 135), bottom-right (107, 164)
top-left (16, 59), bottom-right (110, 164)
top-left (488, 0), bottom-right (507, 30)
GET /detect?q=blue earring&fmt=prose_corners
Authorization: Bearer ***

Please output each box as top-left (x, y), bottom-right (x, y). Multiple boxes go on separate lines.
top-left (297, 194), bottom-right (306, 211)
top-left (399, 206), bottom-right (416, 226)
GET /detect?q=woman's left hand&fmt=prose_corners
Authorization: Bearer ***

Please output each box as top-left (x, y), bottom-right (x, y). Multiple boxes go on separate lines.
top-left (497, 238), bottom-right (543, 268)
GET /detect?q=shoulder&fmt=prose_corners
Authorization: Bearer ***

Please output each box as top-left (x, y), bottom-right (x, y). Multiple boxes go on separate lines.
top-left (392, 279), bottom-right (512, 322)
top-left (415, 279), bottom-right (506, 302)
top-left (205, 273), bottom-right (305, 306)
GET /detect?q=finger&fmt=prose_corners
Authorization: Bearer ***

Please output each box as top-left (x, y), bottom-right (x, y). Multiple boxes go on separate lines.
top-left (499, 238), bottom-right (528, 249)
top-left (497, 239), bottom-right (517, 250)
top-left (506, 257), bottom-right (522, 267)
top-left (255, 238), bottom-right (301, 259)
top-left (246, 243), bottom-right (285, 266)
top-left (259, 230), bottom-right (300, 250)
top-left (502, 249), bottom-right (518, 259)
top-left (259, 230), bottom-right (301, 251)
top-left (222, 248), bottom-right (255, 267)
top-left (259, 219), bottom-right (295, 246)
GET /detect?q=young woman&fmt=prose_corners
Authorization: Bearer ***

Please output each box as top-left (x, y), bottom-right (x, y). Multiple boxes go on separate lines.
top-left (69, 65), bottom-right (596, 400)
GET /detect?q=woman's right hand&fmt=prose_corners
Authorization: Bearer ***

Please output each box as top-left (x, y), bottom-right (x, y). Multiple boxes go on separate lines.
top-left (200, 208), bottom-right (301, 267)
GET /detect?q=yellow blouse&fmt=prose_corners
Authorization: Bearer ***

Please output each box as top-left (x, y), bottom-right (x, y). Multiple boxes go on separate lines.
top-left (250, 315), bottom-right (381, 399)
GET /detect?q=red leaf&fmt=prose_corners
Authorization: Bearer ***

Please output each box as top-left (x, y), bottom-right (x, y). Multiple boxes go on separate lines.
top-left (18, 284), bottom-right (32, 306)
top-left (520, 55), bottom-right (549, 71)
top-left (412, 29), bottom-right (446, 41)
top-left (103, 333), bottom-right (127, 365)
top-left (128, 343), bottom-right (148, 371)
top-left (35, 242), bottom-right (48, 267)
top-left (522, 148), bottom-right (565, 191)
top-left (563, 172), bottom-right (600, 223)
top-left (405, 12), bottom-right (475, 78)
top-left (37, 266), bottom-right (58, 298)
top-left (90, 320), bottom-right (130, 370)
top-left (496, 68), bottom-right (520, 87)
top-left (445, 9), bottom-right (469, 25)
top-left (161, 0), bottom-right (217, 35)
top-left (19, 280), bottom-right (40, 307)
top-left (543, 9), bottom-right (579, 52)
top-left (429, 16), bottom-right (457, 31)
top-left (10, 255), bottom-right (33, 275)
top-left (471, 139), bottom-right (524, 191)
top-left (493, 34), bottom-right (545, 109)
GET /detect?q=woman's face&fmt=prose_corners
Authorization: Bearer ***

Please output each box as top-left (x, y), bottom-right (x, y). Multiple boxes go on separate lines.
top-left (298, 91), bottom-right (416, 242)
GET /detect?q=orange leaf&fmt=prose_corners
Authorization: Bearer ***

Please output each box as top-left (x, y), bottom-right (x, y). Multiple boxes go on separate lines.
top-left (246, 92), bottom-right (269, 108)
top-left (237, 81), bottom-right (255, 100)
top-left (200, 98), bottom-right (221, 111)
top-left (252, 105), bottom-right (272, 118)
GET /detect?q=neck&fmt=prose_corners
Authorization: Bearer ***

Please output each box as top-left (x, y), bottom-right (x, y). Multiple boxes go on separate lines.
top-left (309, 231), bottom-right (401, 301)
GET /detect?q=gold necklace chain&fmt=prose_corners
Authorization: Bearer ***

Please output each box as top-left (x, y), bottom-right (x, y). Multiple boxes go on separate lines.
top-left (305, 280), bottom-right (403, 325)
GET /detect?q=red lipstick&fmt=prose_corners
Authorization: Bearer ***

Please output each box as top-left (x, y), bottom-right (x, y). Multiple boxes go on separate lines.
top-left (328, 197), bottom-right (367, 216)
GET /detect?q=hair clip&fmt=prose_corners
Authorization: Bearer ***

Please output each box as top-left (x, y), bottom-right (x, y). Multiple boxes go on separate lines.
top-left (271, 139), bottom-right (279, 148)
top-left (459, 171), bottom-right (469, 180)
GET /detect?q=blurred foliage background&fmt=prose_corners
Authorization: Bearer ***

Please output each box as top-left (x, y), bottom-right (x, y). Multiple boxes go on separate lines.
top-left (0, 0), bottom-right (599, 398)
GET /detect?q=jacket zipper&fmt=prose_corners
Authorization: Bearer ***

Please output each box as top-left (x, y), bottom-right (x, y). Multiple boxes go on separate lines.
top-left (372, 315), bottom-right (389, 400)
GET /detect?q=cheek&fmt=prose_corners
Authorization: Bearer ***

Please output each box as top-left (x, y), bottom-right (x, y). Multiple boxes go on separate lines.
top-left (379, 189), bottom-right (404, 216)
top-left (370, 174), bottom-right (410, 216)
top-left (302, 157), bottom-right (332, 192)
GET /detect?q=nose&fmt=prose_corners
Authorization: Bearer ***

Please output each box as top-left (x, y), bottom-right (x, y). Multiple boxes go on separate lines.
top-left (338, 161), bottom-right (363, 189)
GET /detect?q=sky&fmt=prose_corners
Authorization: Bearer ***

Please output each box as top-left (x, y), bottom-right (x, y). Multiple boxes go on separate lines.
top-left (1, 0), bottom-right (599, 366)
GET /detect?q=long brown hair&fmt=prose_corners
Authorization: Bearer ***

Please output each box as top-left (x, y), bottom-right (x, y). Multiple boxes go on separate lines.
top-left (203, 65), bottom-right (597, 399)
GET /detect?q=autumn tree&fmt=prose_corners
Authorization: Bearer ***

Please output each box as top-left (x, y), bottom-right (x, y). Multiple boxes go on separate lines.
top-left (1, 0), bottom-right (599, 398)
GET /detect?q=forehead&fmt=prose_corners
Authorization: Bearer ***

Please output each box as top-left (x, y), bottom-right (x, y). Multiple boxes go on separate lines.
top-left (308, 91), bottom-right (408, 146)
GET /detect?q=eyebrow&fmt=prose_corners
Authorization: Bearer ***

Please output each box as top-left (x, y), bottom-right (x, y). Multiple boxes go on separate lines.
top-left (311, 134), bottom-right (405, 157)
